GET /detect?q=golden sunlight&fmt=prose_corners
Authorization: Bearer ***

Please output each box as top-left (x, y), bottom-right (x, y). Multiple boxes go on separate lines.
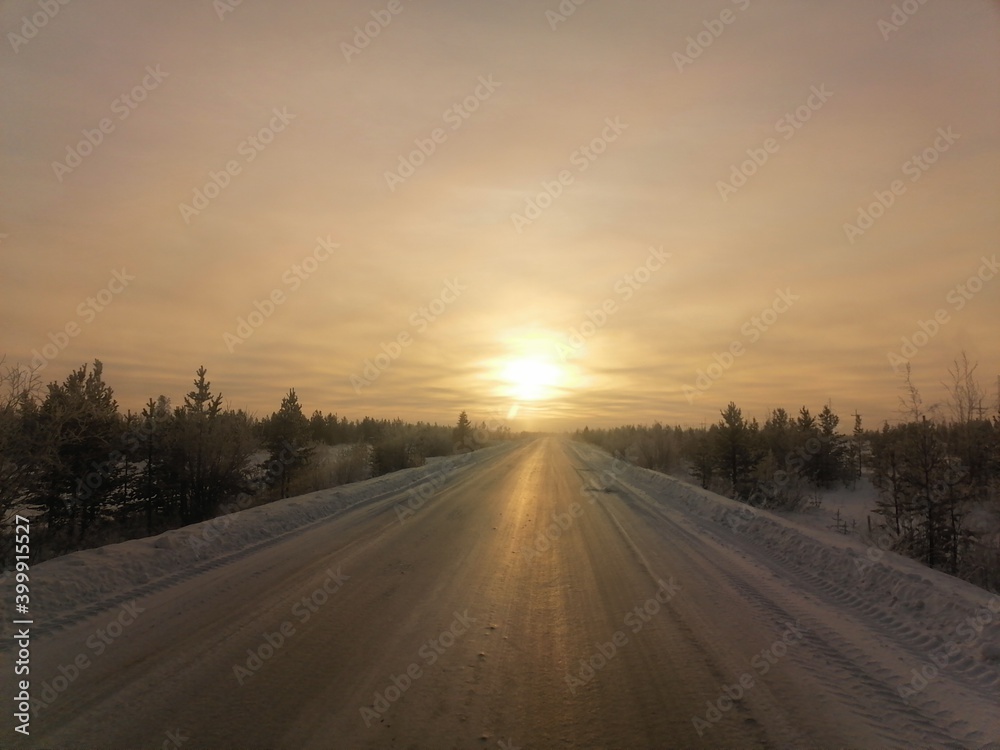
top-left (499, 356), bottom-right (564, 401)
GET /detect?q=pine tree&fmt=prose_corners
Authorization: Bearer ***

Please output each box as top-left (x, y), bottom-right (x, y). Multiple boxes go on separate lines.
top-left (815, 404), bottom-right (848, 488)
top-left (713, 402), bottom-right (759, 499)
top-left (265, 389), bottom-right (313, 498)
top-left (134, 395), bottom-right (173, 532)
top-left (871, 423), bottom-right (910, 542)
top-left (851, 410), bottom-right (864, 483)
top-left (454, 411), bottom-right (473, 451)
top-left (35, 360), bottom-right (121, 546)
top-left (685, 427), bottom-right (715, 489)
top-left (169, 367), bottom-right (253, 523)
top-left (762, 407), bottom-right (793, 459)
top-left (899, 418), bottom-right (950, 570)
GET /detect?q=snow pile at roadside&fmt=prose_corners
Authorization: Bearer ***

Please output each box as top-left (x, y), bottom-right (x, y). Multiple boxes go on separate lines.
top-left (574, 441), bottom-right (1000, 668)
top-left (8, 444), bottom-right (511, 629)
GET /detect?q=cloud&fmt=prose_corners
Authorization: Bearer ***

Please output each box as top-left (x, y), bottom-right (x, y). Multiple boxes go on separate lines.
top-left (1, 0), bottom-right (997, 430)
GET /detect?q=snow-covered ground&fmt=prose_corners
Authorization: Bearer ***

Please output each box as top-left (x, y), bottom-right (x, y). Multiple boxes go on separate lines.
top-left (6, 437), bottom-right (1000, 748)
top-left (15, 441), bottom-right (1000, 672)
top-left (5, 443), bottom-right (511, 639)
top-left (779, 478), bottom-right (881, 537)
top-left (602, 454), bottom-right (1000, 671)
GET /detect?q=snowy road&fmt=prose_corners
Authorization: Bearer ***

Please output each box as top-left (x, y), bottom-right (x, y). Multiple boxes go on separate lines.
top-left (8, 437), bottom-right (1000, 748)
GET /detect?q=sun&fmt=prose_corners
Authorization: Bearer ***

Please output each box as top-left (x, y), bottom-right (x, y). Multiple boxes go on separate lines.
top-left (500, 356), bottom-right (563, 401)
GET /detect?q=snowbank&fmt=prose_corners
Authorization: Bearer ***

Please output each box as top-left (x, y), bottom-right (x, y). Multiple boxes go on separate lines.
top-left (573, 441), bottom-right (1000, 671)
top-left (4, 443), bottom-right (513, 637)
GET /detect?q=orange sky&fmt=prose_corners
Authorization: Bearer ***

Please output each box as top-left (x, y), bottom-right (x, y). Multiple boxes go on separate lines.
top-left (2, 0), bottom-right (998, 431)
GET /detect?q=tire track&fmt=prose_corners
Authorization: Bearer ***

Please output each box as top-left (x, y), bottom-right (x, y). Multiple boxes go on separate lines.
top-left (577, 446), bottom-right (997, 748)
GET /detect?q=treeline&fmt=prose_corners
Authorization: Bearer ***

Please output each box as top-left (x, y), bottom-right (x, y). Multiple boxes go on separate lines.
top-left (578, 401), bottom-right (858, 507)
top-left (0, 359), bottom-right (510, 562)
top-left (577, 359), bottom-right (1000, 591)
top-left (867, 361), bottom-right (1000, 588)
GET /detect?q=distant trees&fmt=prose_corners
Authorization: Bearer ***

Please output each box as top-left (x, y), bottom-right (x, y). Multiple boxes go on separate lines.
top-left (634, 422), bottom-right (680, 472)
top-left (307, 409), bottom-right (351, 445)
top-left (575, 354), bottom-right (1000, 592)
top-left (369, 419), bottom-right (423, 476)
top-left (0, 358), bottom-right (490, 564)
top-left (868, 361), bottom-right (999, 585)
top-left (579, 402), bottom-right (856, 508)
top-left (683, 427), bottom-right (715, 489)
top-left (577, 423), bottom-right (683, 474)
top-left (0, 360), bottom-right (41, 538)
top-left (871, 418), bottom-right (973, 575)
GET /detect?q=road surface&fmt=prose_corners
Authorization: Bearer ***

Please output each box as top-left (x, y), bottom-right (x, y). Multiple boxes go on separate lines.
top-left (9, 437), bottom-right (1000, 748)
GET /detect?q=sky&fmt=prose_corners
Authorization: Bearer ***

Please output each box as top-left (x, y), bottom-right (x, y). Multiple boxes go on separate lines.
top-left (1, 0), bottom-right (998, 432)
